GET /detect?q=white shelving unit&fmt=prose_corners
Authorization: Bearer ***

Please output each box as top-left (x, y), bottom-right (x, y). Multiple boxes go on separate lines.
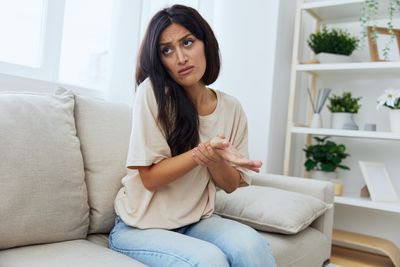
top-left (335, 196), bottom-right (400, 213)
top-left (284, 0), bottom-right (400, 262)
top-left (284, 0), bottom-right (399, 195)
top-left (301, 0), bottom-right (390, 23)
top-left (296, 61), bottom-right (400, 76)
top-left (291, 126), bottom-right (400, 140)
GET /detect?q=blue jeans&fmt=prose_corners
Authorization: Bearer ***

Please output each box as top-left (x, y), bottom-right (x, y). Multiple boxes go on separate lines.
top-left (109, 215), bottom-right (276, 267)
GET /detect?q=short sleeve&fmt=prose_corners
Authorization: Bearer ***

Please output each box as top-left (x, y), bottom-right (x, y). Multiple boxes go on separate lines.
top-left (126, 78), bottom-right (171, 167)
top-left (229, 101), bottom-right (252, 186)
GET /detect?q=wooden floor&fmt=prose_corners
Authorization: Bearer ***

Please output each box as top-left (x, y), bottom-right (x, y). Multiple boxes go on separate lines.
top-left (330, 245), bottom-right (395, 267)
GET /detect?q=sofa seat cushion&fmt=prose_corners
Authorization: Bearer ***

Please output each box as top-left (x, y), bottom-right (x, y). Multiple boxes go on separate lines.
top-left (74, 95), bottom-right (132, 234)
top-left (86, 233), bottom-right (109, 247)
top-left (262, 227), bottom-right (330, 267)
top-left (0, 88), bottom-right (89, 249)
top-left (0, 239), bottom-right (146, 267)
top-left (215, 185), bottom-right (330, 234)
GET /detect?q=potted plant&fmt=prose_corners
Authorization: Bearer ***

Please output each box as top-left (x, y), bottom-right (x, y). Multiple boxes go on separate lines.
top-left (304, 137), bottom-right (350, 195)
top-left (307, 27), bottom-right (359, 63)
top-left (377, 88), bottom-right (400, 132)
top-left (328, 92), bottom-right (362, 130)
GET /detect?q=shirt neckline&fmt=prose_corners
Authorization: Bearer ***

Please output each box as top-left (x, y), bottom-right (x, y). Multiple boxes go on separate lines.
top-left (199, 88), bottom-right (219, 120)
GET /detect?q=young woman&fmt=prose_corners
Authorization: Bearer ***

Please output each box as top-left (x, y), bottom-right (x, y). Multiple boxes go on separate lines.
top-left (109, 4), bottom-right (276, 267)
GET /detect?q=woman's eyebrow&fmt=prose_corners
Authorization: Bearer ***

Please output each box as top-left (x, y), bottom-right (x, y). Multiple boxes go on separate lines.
top-left (159, 33), bottom-right (193, 46)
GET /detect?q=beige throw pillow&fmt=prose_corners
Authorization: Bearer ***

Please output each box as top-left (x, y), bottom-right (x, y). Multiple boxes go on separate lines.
top-left (0, 88), bottom-right (89, 249)
top-left (215, 185), bottom-right (330, 234)
top-left (74, 95), bottom-right (132, 234)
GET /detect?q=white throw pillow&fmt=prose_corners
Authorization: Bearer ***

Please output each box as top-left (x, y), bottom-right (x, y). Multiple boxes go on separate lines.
top-left (215, 186), bottom-right (330, 234)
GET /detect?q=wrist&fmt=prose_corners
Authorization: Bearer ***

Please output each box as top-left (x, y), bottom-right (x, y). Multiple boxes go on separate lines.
top-left (190, 147), bottom-right (201, 166)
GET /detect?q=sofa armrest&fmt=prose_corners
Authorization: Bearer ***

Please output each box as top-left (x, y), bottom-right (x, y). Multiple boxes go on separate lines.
top-left (250, 173), bottom-right (334, 253)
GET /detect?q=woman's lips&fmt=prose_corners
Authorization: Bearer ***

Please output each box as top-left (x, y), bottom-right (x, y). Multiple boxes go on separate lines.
top-left (178, 66), bottom-right (194, 76)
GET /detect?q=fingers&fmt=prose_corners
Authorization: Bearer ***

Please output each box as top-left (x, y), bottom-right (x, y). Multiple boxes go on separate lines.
top-left (234, 158), bottom-right (262, 168)
top-left (210, 136), bottom-right (229, 149)
top-left (192, 143), bottom-right (221, 167)
top-left (192, 153), bottom-right (207, 166)
top-left (217, 133), bottom-right (225, 139)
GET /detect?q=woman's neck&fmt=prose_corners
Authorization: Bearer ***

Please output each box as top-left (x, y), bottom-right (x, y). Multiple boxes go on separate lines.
top-left (185, 83), bottom-right (207, 106)
top-left (184, 83), bottom-right (217, 116)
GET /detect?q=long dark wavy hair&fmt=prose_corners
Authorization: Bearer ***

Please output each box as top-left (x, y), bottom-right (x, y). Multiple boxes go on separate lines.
top-left (136, 5), bottom-right (220, 156)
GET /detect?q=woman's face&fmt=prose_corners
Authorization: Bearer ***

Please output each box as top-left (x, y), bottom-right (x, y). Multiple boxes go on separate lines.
top-left (159, 23), bottom-right (206, 89)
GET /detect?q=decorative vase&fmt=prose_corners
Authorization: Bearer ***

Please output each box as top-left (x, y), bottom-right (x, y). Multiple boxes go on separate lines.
top-left (310, 170), bottom-right (337, 181)
top-left (389, 109), bottom-right (400, 132)
top-left (331, 112), bottom-right (358, 130)
top-left (310, 113), bottom-right (323, 128)
top-left (316, 52), bottom-right (352, 64)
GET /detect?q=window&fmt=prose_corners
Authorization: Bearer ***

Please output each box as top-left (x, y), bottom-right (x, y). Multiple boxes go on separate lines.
top-left (0, 0), bottom-right (45, 67)
top-left (0, 0), bottom-right (201, 96)
top-left (58, 0), bottom-right (113, 89)
top-left (0, 0), bottom-right (114, 92)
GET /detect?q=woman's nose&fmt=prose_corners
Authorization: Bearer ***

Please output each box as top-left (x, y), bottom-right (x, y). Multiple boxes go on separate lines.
top-left (176, 48), bottom-right (187, 64)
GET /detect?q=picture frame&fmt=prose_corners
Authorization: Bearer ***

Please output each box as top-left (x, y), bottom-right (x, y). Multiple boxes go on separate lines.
top-left (359, 161), bottom-right (400, 202)
top-left (367, 26), bottom-right (400, 62)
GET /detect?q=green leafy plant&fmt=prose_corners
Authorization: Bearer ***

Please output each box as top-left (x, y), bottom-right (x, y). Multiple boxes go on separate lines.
top-left (360, 0), bottom-right (400, 59)
top-left (328, 92), bottom-right (362, 113)
top-left (303, 137), bottom-right (350, 172)
top-left (307, 27), bottom-right (359, 56)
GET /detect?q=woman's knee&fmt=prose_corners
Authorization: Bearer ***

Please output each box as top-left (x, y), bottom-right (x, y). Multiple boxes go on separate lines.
top-left (222, 224), bottom-right (276, 267)
top-left (192, 244), bottom-right (230, 267)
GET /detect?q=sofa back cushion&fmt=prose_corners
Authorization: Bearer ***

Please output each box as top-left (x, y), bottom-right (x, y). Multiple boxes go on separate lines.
top-left (74, 95), bottom-right (131, 234)
top-left (0, 88), bottom-right (89, 249)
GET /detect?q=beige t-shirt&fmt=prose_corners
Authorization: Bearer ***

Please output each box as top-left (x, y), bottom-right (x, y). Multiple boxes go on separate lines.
top-left (114, 78), bottom-right (252, 229)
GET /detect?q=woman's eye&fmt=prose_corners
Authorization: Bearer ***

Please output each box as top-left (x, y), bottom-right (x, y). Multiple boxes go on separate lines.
top-left (162, 47), bottom-right (173, 55)
top-left (183, 39), bottom-right (194, 47)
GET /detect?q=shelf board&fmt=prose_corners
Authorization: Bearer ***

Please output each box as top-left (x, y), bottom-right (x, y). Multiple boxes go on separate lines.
top-left (296, 61), bottom-right (400, 76)
top-left (301, 0), bottom-right (389, 23)
top-left (335, 196), bottom-right (400, 213)
top-left (291, 127), bottom-right (400, 140)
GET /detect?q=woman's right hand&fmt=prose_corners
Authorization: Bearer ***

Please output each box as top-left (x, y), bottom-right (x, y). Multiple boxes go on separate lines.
top-left (209, 135), bottom-right (262, 172)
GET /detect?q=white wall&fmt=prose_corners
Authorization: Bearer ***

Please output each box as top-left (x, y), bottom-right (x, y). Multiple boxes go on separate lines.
top-left (266, 0), bottom-right (295, 174)
top-left (106, 0), bottom-right (143, 104)
top-left (208, 0), bottom-right (294, 173)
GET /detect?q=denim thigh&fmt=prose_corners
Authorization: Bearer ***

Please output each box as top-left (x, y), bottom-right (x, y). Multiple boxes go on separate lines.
top-left (108, 217), bottom-right (229, 267)
top-left (184, 215), bottom-right (277, 267)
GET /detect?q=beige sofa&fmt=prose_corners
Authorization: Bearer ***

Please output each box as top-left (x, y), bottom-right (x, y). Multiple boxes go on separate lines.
top-left (0, 88), bottom-right (334, 267)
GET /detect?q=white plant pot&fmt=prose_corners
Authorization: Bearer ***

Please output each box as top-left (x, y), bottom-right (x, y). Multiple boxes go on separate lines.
top-left (331, 112), bottom-right (358, 130)
top-left (310, 170), bottom-right (337, 181)
top-left (316, 52), bottom-right (352, 63)
top-left (389, 109), bottom-right (400, 132)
